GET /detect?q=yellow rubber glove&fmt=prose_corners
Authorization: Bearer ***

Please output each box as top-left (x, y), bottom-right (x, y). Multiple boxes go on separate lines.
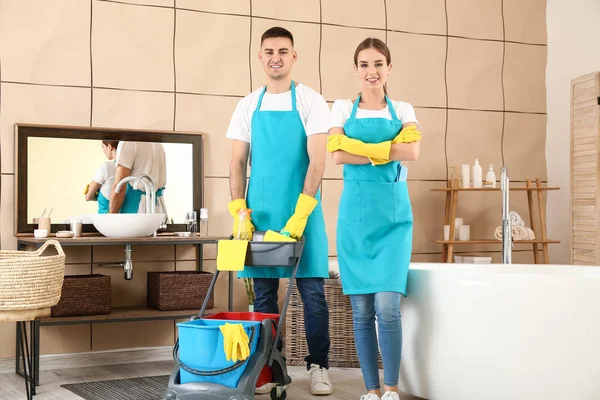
top-left (368, 126), bottom-right (423, 166)
top-left (228, 199), bottom-right (254, 240)
top-left (327, 135), bottom-right (391, 160)
top-left (83, 184), bottom-right (90, 195)
top-left (219, 323), bottom-right (250, 362)
top-left (281, 193), bottom-right (318, 239)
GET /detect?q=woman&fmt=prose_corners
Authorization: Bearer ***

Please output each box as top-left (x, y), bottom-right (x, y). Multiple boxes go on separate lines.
top-left (85, 140), bottom-right (119, 214)
top-left (327, 38), bottom-right (421, 400)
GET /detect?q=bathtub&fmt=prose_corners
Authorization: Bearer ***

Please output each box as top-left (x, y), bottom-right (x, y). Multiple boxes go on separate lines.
top-left (398, 262), bottom-right (600, 400)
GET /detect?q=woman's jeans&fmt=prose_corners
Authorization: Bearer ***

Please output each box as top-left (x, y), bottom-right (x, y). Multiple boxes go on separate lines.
top-left (350, 292), bottom-right (402, 391)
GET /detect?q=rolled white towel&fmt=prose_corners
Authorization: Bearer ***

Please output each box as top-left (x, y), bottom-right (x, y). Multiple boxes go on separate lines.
top-left (509, 211), bottom-right (525, 227)
top-left (494, 225), bottom-right (535, 241)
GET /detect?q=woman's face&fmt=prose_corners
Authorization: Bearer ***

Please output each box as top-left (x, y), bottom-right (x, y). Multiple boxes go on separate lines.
top-left (355, 47), bottom-right (391, 92)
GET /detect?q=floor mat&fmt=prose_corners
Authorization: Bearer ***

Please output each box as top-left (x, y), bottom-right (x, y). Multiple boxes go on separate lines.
top-left (61, 375), bottom-right (169, 400)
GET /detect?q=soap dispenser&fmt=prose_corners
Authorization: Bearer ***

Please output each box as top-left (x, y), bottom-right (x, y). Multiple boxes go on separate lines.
top-left (485, 164), bottom-right (497, 188)
top-left (472, 159), bottom-right (483, 188)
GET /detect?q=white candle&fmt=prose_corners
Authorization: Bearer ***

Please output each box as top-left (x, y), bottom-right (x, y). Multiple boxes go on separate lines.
top-left (459, 225), bottom-right (471, 241)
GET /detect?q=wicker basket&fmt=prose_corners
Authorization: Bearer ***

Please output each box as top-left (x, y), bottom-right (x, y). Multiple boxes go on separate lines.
top-left (285, 278), bottom-right (382, 368)
top-left (0, 240), bottom-right (66, 322)
top-left (147, 271), bottom-right (214, 311)
top-left (51, 274), bottom-right (111, 317)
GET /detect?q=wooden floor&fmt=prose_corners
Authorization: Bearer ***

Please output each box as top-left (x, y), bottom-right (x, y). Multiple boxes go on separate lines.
top-left (0, 361), bottom-right (425, 400)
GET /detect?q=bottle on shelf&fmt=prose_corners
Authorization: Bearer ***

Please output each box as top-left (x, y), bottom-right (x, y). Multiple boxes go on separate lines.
top-left (484, 165), bottom-right (497, 188)
top-left (461, 164), bottom-right (470, 188)
top-left (472, 159), bottom-right (483, 188)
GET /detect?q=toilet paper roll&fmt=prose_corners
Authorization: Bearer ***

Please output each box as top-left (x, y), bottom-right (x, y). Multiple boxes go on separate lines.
top-left (459, 225), bottom-right (471, 241)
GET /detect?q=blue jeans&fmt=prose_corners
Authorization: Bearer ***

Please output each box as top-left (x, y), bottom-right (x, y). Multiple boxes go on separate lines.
top-left (350, 292), bottom-right (402, 391)
top-left (253, 278), bottom-right (330, 369)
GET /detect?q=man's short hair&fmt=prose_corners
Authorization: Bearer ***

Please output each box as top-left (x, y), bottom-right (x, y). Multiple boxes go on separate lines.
top-left (261, 26), bottom-right (294, 46)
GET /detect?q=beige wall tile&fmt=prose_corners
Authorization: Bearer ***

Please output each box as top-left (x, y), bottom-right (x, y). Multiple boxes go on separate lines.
top-left (175, 10), bottom-right (250, 95)
top-left (0, 322), bottom-right (16, 358)
top-left (0, 175), bottom-right (16, 250)
top-left (446, 110), bottom-right (504, 180)
top-left (320, 25), bottom-right (386, 101)
top-left (92, 320), bottom-right (174, 351)
top-left (92, 1), bottom-right (174, 91)
top-left (175, 94), bottom-right (239, 177)
top-left (411, 254), bottom-right (444, 263)
top-left (321, 180), bottom-right (342, 256)
top-left (0, 83), bottom-right (91, 174)
top-left (200, 260), bottom-right (232, 311)
top-left (131, 245), bottom-right (176, 262)
top-left (403, 108), bottom-right (447, 181)
top-left (250, 19), bottom-right (321, 92)
top-left (324, 153), bottom-right (343, 179)
top-left (176, 244), bottom-right (197, 260)
top-left (386, 0), bottom-right (446, 35)
top-left (64, 247), bottom-right (92, 264)
top-left (121, 0), bottom-right (174, 6)
top-left (503, 43), bottom-right (547, 113)
top-left (203, 178), bottom-right (233, 257)
top-left (94, 261), bottom-right (175, 307)
top-left (0, 0), bottom-right (91, 86)
top-left (386, 32), bottom-right (447, 108)
top-left (175, 260), bottom-right (196, 271)
top-left (410, 181), bottom-right (448, 253)
top-left (40, 325), bottom-right (90, 355)
top-left (321, 0), bottom-right (386, 29)
top-left (177, 0), bottom-right (249, 15)
top-left (203, 243), bottom-right (218, 261)
top-left (92, 88), bottom-right (174, 130)
top-left (65, 264), bottom-right (92, 275)
top-left (503, 113), bottom-right (547, 181)
top-left (447, 38), bottom-right (504, 111)
top-left (251, 0), bottom-right (320, 22)
top-left (503, 0), bottom-right (547, 44)
top-left (447, 0), bottom-right (503, 40)
top-left (92, 245), bottom-right (130, 263)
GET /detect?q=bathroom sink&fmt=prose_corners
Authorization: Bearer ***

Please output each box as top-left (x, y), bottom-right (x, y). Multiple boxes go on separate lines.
top-left (91, 213), bottom-right (166, 238)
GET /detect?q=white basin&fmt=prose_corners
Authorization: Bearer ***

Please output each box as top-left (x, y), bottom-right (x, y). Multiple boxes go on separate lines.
top-left (91, 213), bottom-right (166, 238)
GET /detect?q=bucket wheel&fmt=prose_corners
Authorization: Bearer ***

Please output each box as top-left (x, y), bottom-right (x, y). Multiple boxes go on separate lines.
top-left (270, 386), bottom-right (287, 400)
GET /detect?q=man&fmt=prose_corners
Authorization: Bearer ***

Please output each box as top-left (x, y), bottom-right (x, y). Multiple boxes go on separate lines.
top-left (109, 141), bottom-right (167, 214)
top-left (225, 27), bottom-right (333, 396)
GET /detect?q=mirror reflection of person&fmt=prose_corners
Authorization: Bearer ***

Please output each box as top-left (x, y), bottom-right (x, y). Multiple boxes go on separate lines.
top-left (109, 141), bottom-right (167, 214)
top-left (84, 140), bottom-right (119, 214)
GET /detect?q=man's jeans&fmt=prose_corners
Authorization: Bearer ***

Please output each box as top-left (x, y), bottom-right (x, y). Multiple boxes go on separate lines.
top-left (253, 277), bottom-right (330, 369)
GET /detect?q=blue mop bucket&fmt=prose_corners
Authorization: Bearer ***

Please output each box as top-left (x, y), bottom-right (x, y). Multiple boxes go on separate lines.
top-left (175, 319), bottom-right (261, 388)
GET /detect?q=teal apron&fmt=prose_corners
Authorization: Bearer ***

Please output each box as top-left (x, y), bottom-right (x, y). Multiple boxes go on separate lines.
top-left (337, 95), bottom-right (413, 295)
top-left (238, 81), bottom-right (329, 279)
top-left (97, 191), bottom-right (110, 214)
top-left (120, 185), bottom-right (165, 214)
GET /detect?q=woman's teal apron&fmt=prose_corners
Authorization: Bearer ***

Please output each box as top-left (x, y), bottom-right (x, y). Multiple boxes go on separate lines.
top-left (119, 185), bottom-right (165, 214)
top-left (238, 81), bottom-right (329, 279)
top-left (97, 190), bottom-right (110, 214)
top-left (337, 95), bottom-right (413, 295)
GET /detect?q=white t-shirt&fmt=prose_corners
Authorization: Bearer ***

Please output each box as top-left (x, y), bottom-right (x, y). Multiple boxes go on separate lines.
top-left (92, 160), bottom-right (116, 199)
top-left (116, 141), bottom-right (167, 213)
top-left (330, 99), bottom-right (420, 129)
top-left (225, 83), bottom-right (330, 144)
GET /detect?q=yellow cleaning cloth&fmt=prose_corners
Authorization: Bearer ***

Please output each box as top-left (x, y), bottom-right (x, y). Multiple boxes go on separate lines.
top-left (264, 230), bottom-right (297, 242)
top-left (216, 240), bottom-right (248, 271)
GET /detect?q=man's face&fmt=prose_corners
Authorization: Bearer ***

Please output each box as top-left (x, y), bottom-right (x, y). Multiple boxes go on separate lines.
top-left (258, 37), bottom-right (297, 80)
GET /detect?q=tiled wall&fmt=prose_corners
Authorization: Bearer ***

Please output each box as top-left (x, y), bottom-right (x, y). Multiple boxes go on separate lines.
top-left (0, 0), bottom-right (548, 358)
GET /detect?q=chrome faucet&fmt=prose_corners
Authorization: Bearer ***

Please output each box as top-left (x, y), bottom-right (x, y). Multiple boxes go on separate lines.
top-left (501, 166), bottom-right (512, 264)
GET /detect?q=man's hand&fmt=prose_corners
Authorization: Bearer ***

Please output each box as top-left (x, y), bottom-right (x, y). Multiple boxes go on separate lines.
top-left (281, 194), bottom-right (318, 239)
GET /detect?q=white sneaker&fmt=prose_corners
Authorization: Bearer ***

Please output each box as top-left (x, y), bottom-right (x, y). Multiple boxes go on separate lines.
top-left (381, 391), bottom-right (401, 400)
top-left (255, 382), bottom-right (276, 394)
top-left (308, 363), bottom-right (333, 395)
top-left (360, 394), bottom-right (381, 400)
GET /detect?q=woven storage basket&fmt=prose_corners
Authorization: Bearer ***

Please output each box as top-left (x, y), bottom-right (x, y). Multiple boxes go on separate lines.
top-left (147, 271), bottom-right (214, 311)
top-left (285, 278), bottom-right (382, 368)
top-left (51, 274), bottom-right (111, 317)
top-left (0, 240), bottom-right (66, 321)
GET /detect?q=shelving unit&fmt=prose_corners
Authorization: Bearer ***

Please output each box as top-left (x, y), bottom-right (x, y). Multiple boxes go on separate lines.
top-left (431, 178), bottom-right (560, 263)
top-left (15, 234), bottom-right (230, 388)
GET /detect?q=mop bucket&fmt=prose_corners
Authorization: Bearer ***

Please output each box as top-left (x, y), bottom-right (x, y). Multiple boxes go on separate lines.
top-left (204, 311), bottom-right (280, 388)
top-left (175, 319), bottom-right (261, 388)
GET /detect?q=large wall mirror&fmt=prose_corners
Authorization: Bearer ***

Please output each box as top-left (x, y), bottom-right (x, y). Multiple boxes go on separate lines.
top-left (15, 124), bottom-right (204, 235)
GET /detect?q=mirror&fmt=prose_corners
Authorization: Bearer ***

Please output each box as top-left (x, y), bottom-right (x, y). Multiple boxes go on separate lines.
top-left (15, 124), bottom-right (204, 235)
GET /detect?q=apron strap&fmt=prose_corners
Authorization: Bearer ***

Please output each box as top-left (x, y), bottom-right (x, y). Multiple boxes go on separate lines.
top-left (385, 96), bottom-right (400, 121)
top-left (349, 93), bottom-right (361, 120)
top-left (254, 81), bottom-right (297, 112)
